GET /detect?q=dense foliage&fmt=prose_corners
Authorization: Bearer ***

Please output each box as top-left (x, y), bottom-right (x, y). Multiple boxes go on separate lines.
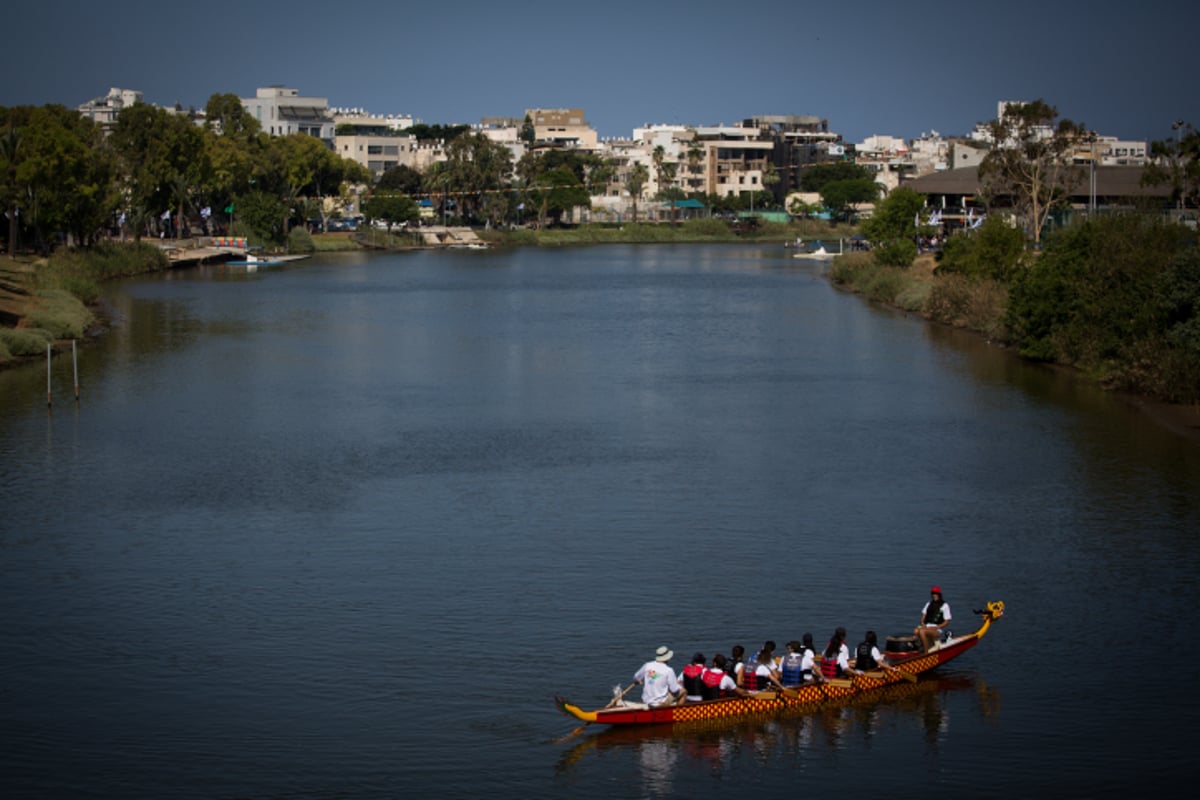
top-left (861, 187), bottom-right (924, 266)
top-left (936, 216), bottom-right (1027, 282)
top-left (1, 98), bottom-right (370, 250)
top-left (1005, 216), bottom-right (1199, 400)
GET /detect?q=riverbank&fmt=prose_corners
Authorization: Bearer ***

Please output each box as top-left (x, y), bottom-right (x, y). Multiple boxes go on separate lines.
top-left (827, 250), bottom-right (1200, 443)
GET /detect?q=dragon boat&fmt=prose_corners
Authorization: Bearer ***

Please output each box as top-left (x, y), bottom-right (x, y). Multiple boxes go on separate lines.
top-left (555, 600), bottom-right (1004, 728)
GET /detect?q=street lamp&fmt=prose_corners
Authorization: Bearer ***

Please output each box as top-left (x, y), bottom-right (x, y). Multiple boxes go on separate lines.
top-left (1172, 120), bottom-right (1185, 210)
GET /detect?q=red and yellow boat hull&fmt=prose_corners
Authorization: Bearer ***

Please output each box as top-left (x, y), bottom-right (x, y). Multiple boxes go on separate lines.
top-left (556, 600), bottom-right (1003, 727)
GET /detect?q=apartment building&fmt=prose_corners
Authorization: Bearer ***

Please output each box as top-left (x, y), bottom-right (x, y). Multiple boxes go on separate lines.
top-left (525, 108), bottom-right (599, 150)
top-left (77, 88), bottom-right (145, 127)
top-left (241, 86), bottom-right (334, 142)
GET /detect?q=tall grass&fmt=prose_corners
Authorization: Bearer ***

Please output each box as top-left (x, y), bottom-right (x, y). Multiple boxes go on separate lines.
top-left (39, 241), bottom-right (168, 304)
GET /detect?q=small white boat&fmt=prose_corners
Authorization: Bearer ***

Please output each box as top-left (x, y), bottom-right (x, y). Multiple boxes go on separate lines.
top-left (226, 252), bottom-right (284, 269)
top-left (793, 245), bottom-right (836, 260)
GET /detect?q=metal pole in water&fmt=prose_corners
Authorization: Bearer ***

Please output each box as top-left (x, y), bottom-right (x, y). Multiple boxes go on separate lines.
top-left (72, 340), bottom-right (79, 402)
top-left (46, 342), bottom-right (52, 407)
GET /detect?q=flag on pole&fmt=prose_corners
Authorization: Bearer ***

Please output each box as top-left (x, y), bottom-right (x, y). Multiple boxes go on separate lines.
top-left (200, 206), bottom-right (211, 219)
top-left (118, 212), bottom-right (126, 226)
top-left (225, 203), bottom-right (235, 214)
top-left (160, 209), bottom-right (171, 221)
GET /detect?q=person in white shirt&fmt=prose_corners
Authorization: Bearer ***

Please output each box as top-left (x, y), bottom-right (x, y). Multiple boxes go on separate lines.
top-left (633, 646), bottom-right (683, 707)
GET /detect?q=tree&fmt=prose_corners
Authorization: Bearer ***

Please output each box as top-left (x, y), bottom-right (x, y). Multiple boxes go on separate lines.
top-left (979, 99), bottom-right (1088, 246)
top-left (363, 192), bottom-right (419, 232)
top-left (799, 161), bottom-right (873, 192)
top-left (110, 103), bottom-right (207, 239)
top-left (1, 123), bottom-right (20, 256)
top-left (626, 163), bottom-right (648, 223)
top-left (530, 167), bottom-right (589, 225)
top-left (204, 93), bottom-right (260, 139)
top-left (2, 105), bottom-right (117, 248)
top-left (861, 187), bottom-right (924, 266)
top-left (820, 178), bottom-right (879, 221)
top-left (442, 132), bottom-right (512, 222)
top-left (1143, 121), bottom-right (1200, 210)
top-left (399, 123), bottom-right (470, 142)
top-left (376, 164), bottom-right (423, 194)
top-left (519, 115), bottom-right (535, 145)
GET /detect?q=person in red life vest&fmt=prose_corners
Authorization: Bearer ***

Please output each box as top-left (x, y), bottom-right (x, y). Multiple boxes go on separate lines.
top-left (744, 647), bottom-right (785, 692)
top-left (679, 653), bottom-right (707, 702)
top-left (700, 654), bottom-right (744, 700)
top-left (820, 628), bottom-right (850, 680)
top-left (846, 630), bottom-right (888, 676)
top-left (914, 586), bottom-right (952, 653)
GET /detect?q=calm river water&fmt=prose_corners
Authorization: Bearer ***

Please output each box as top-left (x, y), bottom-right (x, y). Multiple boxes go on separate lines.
top-left (2, 244), bottom-right (1198, 799)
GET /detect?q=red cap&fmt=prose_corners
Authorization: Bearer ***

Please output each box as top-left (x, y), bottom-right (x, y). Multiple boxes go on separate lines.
top-left (931, 586), bottom-right (942, 594)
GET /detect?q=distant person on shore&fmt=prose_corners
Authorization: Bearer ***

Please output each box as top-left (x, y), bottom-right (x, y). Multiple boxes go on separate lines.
top-left (915, 586), bottom-right (951, 652)
top-left (633, 646), bottom-right (683, 707)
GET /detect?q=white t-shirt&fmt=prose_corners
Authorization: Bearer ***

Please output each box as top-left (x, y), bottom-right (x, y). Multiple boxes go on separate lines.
top-left (634, 660), bottom-right (682, 706)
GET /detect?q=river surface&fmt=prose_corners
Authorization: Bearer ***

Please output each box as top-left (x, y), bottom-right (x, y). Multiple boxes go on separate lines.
top-left (2, 244), bottom-right (1198, 799)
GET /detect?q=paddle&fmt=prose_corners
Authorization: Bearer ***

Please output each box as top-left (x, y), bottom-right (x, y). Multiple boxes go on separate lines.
top-left (882, 662), bottom-right (919, 683)
top-left (554, 682), bottom-right (637, 743)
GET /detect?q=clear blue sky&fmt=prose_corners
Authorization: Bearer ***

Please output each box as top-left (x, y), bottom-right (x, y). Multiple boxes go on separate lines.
top-left (4, 0), bottom-right (1195, 145)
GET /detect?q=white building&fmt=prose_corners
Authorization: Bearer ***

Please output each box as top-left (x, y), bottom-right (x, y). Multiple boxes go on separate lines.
top-left (241, 86), bottom-right (334, 142)
top-left (77, 88), bottom-right (144, 127)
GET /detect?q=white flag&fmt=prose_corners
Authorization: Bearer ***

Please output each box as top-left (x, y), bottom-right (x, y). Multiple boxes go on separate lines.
top-left (161, 209), bottom-right (171, 221)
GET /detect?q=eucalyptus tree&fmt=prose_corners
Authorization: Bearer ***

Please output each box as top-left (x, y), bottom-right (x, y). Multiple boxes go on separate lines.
top-left (1143, 120), bottom-right (1200, 210)
top-left (442, 132), bottom-right (513, 222)
top-left (979, 99), bottom-right (1088, 246)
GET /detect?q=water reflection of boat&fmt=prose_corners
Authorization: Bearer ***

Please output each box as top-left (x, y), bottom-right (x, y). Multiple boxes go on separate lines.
top-left (556, 674), bottom-right (980, 773)
top-left (555, 601), bottom-right (1004, 729)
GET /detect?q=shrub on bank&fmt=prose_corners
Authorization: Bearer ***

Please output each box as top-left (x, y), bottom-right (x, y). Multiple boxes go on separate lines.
top-left (287, 227), bottom-right (315, 253)
top-left (936, 216), bottom-right (1026, 282)
top-left (27, 290), bottom-right (94, 339)
top-left (927, 274), bottom-right (1010, 341)
top-left (0, 327), bottom-right (54, 356)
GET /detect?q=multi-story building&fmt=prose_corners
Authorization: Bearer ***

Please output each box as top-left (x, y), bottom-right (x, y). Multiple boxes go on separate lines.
top-left (332, 112), bottom-right (419, 178)
top-left (240, 86), bottom-right (334, 143)
top-left (77, 88), bottom-right (144, 127)
top-left (525, 108), bottom-right (599, 151)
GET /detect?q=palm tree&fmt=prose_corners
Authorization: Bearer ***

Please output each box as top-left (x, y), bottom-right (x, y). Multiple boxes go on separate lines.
top-left (627, 163), bottom-right (648, 223)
